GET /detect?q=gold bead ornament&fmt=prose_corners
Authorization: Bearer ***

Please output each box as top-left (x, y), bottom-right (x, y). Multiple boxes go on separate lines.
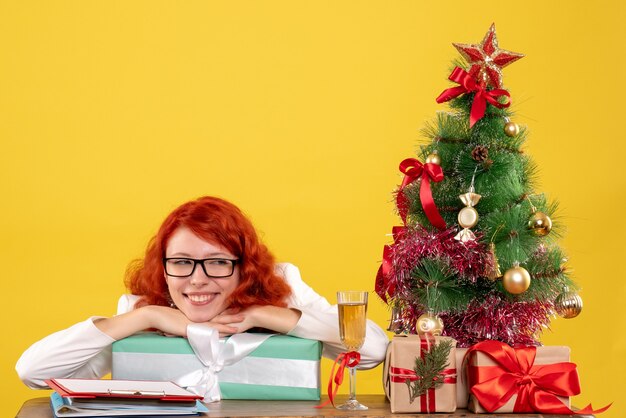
top-left (528, 211), bottom-right (553, 236)
top-left (425, 151), bottom-right (441, 166)
top-left (416, 312), bottom-right (444, 336)
top-left (555, 290), bottom-right (583, 319)
top-left (504, 120), bottom-right (520, 137)
top-left (502, 263), bottom-right (531, 294)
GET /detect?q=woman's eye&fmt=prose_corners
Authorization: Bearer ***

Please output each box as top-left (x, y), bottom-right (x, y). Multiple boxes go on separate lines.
top-left (208, 259), bottom-right (229, 266)
top-left (172, 259), bottom-right (193, 265)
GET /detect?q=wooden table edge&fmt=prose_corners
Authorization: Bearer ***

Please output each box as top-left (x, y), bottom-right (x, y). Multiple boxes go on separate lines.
top-left (16, 394), bottom-right (595, 418)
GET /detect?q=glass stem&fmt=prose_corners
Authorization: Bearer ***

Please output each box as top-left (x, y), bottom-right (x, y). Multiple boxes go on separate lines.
top-left (348, 366), bottom-right (357, 402)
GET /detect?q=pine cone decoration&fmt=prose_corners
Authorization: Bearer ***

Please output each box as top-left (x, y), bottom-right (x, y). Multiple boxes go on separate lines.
top-left (471, 145), bottom-right (489, 162)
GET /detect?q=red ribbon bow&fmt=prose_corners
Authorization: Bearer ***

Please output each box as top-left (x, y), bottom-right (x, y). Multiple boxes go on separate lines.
top-left (316, 351), bottom-right (361, 408)
top-left (396, 158), bottom-right (446, 230)
top-left (436, 67), bottom-right (511, 128)
top-left (466, 340), bottom-right (611, 415)
top-left (375, 226), bottom-right (405, 302)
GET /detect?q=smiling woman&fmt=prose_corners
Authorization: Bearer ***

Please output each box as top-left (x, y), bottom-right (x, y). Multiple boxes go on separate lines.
top-left (162, 231), bottom-right (244, 323)
top-left (122, 196), bottom-right (295, 331)
top-left (15, 196), bottom-right (389, 390)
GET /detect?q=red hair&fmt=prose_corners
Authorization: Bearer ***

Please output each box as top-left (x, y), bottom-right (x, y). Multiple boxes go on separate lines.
top-left (126, 196), bottom-right (291, 309)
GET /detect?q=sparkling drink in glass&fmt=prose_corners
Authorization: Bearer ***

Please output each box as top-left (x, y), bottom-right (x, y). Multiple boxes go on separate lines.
top-left (336, 291), bottom-right (368, 410)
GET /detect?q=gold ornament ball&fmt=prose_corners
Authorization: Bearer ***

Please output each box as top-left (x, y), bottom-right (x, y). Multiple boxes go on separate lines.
top-left (416, 313), bottom-right (444, 336)
top-left (425, 152), bottom-right (441, 166)
top-left (555, 291), bottom-right (583, 319)
top-left (504, 121), bottom-right (520, 137)
top-left (502, 266), bottom-right (531, 294)
top-left (528, 211), bottom-right (553, 236)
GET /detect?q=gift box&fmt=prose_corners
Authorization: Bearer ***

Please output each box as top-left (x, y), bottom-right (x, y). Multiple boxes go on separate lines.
top-left (383, 334), bottom-right (457, 413)
top-left (455, 347), bottom-right (469, 409)
top-left (112, 332), bottom-right (321, 401)
top-left (466, 340), bottom-right (576, 414)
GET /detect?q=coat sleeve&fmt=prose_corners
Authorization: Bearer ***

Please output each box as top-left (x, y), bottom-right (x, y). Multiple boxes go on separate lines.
top-left (15, 318), bottom-right (116, 389)
top-left (278, 263), bottom-right (389, 369)
top-left (15, 295), bottom-right (138, 389)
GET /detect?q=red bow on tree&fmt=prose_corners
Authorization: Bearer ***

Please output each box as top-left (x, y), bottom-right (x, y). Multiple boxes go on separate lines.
top-left (436, 67), bottom-right (511, 128)
top-left (396, 158), bottom-right (446, 230)
top-left (466, 340), bottom-right (611, 415)
top-left (375, 226), bottom-right (406, 302)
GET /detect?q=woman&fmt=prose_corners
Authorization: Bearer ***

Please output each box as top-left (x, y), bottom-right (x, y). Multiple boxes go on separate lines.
top-left (17, 196), bottom-right (388, 389)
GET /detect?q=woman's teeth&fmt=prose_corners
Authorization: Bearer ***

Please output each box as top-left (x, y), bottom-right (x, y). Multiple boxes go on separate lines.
top-left (187, 294), bottom-right (214, 303)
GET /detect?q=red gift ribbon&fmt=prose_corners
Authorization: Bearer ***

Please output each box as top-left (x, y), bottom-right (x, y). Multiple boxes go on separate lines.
top-left (388, 335), bottom-right (456, 412)
top-left (436, 67), bottom-right (511, 128)
top-left (466, 340), bottom-right (611, 415)
top-left (419, 336), bottom-right (437, 412)
top-left (316, 351), bottom-right (361, 408)
top-left (396, 158), bottom-right (446, 230)
top-left (390, 367), bottom-right (457, 384)
top-left (375, 226), bottom-right (406, 302)
top-left (375, 245), bottom-right (393, 302)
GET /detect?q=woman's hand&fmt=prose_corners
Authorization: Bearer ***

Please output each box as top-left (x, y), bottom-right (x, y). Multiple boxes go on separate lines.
top-left (223, 305), bottom-right (301, 334)
top-left (143, 306), bottom-right (248, 338)
top-left (94, 305), bottom-right (246, 340)
top-left (202, 310), bottom-right (246, 337)
top-left (141, 305), bottom-right (193, 337)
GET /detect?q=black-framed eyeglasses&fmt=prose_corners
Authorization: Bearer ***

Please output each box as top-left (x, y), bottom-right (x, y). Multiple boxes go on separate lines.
top-left (163, 257), bottom-right (239, 278)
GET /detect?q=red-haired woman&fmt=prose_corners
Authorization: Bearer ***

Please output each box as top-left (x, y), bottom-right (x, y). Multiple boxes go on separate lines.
top-left (17, 196), bottom-right (388, 389)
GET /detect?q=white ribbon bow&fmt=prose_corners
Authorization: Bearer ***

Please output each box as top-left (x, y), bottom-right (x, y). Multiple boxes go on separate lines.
top-left (175, 324), bottom-right (274, 402)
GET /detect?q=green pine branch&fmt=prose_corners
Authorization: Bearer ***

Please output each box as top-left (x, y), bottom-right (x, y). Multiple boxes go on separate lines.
top-left (408, 258), bottom-right (472, 312)
top-left (405, 339), bottom-right (453, 403)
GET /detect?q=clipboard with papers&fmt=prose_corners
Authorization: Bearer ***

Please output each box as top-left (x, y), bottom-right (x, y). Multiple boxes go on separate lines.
top-left (45, 378), bottom-right (207, 417)
top-left (46, 378), bottom-right (203, 401)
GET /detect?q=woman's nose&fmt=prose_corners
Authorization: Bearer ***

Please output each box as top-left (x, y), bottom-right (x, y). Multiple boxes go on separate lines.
top-left (189, 265), bottom-right (210, 285)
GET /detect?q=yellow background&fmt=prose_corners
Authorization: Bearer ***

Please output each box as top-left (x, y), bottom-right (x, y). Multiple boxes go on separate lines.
top-left (1, 1), bottom-right (624, 415)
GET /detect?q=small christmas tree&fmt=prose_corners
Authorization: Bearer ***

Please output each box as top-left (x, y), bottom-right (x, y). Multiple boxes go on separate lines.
top-left (376, 24), bottom-right (583, 347)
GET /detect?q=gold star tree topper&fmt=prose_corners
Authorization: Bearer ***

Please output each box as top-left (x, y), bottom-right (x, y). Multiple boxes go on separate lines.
top-left (453, 23), bottom-right (524, 89)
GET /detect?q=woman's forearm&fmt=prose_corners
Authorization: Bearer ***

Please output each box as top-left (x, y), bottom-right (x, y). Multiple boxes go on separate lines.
top-left (251, 305), bottom-right (302, 333)
top-left (93, 308), bottom-right (150, 340)
top-left (287, 309), bottom-right (389, 369)
top-left (95, 305), bottom-right (194, 340)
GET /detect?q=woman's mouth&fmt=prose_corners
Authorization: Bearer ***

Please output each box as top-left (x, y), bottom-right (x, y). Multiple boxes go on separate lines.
top-left (184, 293), bottom-right (218, 305)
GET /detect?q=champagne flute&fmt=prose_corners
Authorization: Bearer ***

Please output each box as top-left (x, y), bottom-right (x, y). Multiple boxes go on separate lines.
top-left (336, 290), bottom-right (368, 410)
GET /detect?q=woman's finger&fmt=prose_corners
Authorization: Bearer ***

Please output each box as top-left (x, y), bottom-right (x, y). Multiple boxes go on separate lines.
top-left (212, 324), bottom-right (239, 337)
top-left (212, 314), bottom-right (245, 324)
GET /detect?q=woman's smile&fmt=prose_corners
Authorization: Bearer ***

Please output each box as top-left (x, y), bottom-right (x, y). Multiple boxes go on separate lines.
top-left (184, 292), bottom-right (219, 305)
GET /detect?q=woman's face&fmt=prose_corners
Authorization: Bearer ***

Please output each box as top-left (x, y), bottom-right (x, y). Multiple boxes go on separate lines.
top-left (164, 226), bottom-right (240, 322)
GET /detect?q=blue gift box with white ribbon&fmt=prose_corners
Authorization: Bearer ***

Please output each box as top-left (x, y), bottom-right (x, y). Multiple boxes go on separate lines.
top-left (112, 331), bottom-right (321, 401)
